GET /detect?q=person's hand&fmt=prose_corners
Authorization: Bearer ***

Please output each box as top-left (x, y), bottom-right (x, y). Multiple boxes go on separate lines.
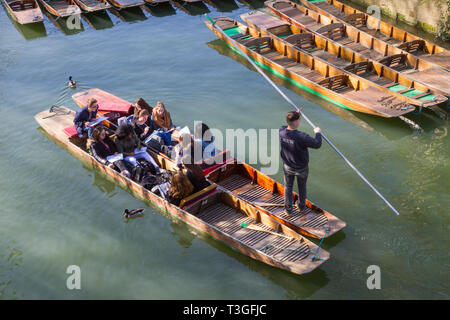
top-left (84, 121), bottom-right (90, 127)
top-left (107, 163), bottom-right (115, 168)
top-left (144, 127), bottom-right (149, 134)
top-left (314, 127), bottom-right (321, 134)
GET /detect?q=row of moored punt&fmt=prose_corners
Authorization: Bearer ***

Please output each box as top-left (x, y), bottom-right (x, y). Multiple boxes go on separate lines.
top-left (205, 0), bottom-right (450, 118)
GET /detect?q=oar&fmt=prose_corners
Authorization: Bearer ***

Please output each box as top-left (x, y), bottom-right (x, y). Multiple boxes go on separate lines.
top-left (240, 222), bottom-right (293, 239)
top-left (205, 15), bottom-right (400, 216)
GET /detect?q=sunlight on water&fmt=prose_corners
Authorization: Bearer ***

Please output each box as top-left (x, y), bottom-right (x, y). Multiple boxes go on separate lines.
top-left (0, 0), bottom-right (449, 299)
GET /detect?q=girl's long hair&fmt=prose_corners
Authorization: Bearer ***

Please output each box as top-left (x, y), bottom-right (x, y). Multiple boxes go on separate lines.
top-left (168, 172), bottom-right (194, 199)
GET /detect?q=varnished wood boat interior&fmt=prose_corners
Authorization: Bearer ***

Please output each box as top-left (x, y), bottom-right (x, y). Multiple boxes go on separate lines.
top-left (40, 0), bottom-right (81, 16)
top-left (241, 11), bottom-right (448, 108)
top-left (265, 0), bottom-right (450, 97)
top-left (206, 161), bottom-right (346, 239)
top-left (212, 17), bottom-right (414, 117)
top-left (299, 0), bottom-right (450, 70)
top-left (7, 0), bottom-right (38, 11)
top-left (184, 191), bottom-right (328, 270)
top-left (74, 0), bottom-right (111, 11)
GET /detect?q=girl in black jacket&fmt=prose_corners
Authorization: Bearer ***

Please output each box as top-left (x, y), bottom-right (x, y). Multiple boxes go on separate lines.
top-left (91, 127), bottom-right (131, 178)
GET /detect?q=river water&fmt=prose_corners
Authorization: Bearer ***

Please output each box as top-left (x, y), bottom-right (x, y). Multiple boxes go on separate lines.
top-left (0, 1), bottom-right (448, 299)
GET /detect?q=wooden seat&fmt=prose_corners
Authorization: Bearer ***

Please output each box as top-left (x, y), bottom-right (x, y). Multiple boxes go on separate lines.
top-left (378, 54), bottom-right (408, 69)
top-left (316, 23), bottom-right (346, 41)
top-left (344, 61), bottom-right (373, 75)
top-left (284, 33), bottom-right (316, 52)
top-left (244, 37), bottom-right (272, 53)
top-left (318, 75), bottom-right (352, 93)
top-left (344, 13), bottom-right (367, 28)
top-left (398, 40), bottom-right (426, 54)
top-left (179, 184), bottom-right (218, 209)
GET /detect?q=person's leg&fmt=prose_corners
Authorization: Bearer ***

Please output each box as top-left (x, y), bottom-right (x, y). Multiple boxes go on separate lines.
top-left (125, 156), bottom-right (138, 167)
top-left (135, 152), bottom-right (160, 173)
top-left (114, 160), bottom-right (131, 178)
top-left (87, 126), bottom-right (94, 138)
top-left (296, 167), bottom-right (309, 211)
top-left (283, 164), bottom-right (295, 213)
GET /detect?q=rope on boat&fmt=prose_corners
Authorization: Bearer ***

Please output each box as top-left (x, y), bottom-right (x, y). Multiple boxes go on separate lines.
top-left (311, 227), bottom-right (329, 262)
top-left (205, 14), bottom-right (401, 216)
top-left (42, 105), bottom-right (71, 119)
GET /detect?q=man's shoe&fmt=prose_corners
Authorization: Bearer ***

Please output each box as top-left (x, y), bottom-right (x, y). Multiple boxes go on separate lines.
top-left (284, 206), bottom-right (294, 215)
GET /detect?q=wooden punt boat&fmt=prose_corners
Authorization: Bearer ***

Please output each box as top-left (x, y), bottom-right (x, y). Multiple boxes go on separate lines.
top-left (298, 0), bottom-right (450, 71)
top-left (107, 0), bottom-right (144, 9)
top-left (241, 11), bottom-right (448, 113)
top-left (38, 0), bottom-right (81, 17)
top-left (72, 88), bottom-right (346, 239)
top-left (72, 0), bottom-right (110, 12)
top-left (34, 105), bottom-right (330, 275)
top-left (205, 17), bottom-right (416, 117)
top-left (265, 1), bottom-right (450, 98)
top-left (2, 0), bottom-right (43, 24)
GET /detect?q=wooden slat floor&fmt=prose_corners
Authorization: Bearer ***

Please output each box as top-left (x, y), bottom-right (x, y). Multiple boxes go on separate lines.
top-left (217, 174), bottom-right (330, 233)
top-left (197, 202), bottom-right (311, 262)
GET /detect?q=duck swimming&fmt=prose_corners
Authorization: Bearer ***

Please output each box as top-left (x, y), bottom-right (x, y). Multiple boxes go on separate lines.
top-left (123, 208), bottom-right (145, 218)
top-left (68, 76), bottom-right (76, 88)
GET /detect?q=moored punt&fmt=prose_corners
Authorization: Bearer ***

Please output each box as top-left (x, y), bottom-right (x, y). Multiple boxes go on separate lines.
top-left (72, 0), bottom-right (110, 12)
top-left (38, 0), bottom-right (82, 17)
top-left (205, 16), bottom-right (415, 117)
top-left (241, 11), bottom-right (448, 112)
top-left (34, 106), bottom-right (330, 275)
top-left (72, 88), bottom-right (345, 239)
top-left (2, 0), bottom-right (43, 24)
top-left (299, 0), bottom-right (450, 71)
top-left (107, 0), bottom-right (144, 9)
top-left (265, 0), bottom-right (450, 98)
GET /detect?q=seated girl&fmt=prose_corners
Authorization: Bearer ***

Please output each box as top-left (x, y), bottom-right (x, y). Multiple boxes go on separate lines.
top-left (114, 123), bottom-right (160, 174)
top-left (166, 172), bottom-right (194, 206)
top-left (91, 127), bottom-right (131, 178)
top-left (132, 97), bottom-right (153, 124)
top-left (132, 109), bottom-right (153, 141)
top-left (181, 155), bottom-right (210, 193)
top-left (151, 101), bottom-right (174, 131)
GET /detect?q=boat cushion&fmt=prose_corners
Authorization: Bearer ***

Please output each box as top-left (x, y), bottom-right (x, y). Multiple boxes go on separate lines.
top-left (180, 184), bottom-right (218, 209)
top-left (200, 150), bottom-right (232, 175)
top-left (63, 125), bottom-right (78, 138)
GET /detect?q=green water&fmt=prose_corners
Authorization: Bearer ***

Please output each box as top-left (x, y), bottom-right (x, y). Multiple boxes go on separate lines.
top-left (0, 1), bottom-right (449, 300)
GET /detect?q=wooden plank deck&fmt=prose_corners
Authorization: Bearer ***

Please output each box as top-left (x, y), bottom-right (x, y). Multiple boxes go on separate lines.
top-left (197, 201), bottom-right (311, 263)
top-left (217, 174), bottom-right (330, 237)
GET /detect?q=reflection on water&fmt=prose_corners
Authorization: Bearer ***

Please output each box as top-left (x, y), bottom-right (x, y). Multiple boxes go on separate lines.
top-left (43, 11), bottom-right (85, 35)
top-left (141, 2), bottom-right (177, 17)
top-left (204, 0), bottom-right (239, 12)
top-left (9, 20), bottom-right (47, 40)
top-left (170, 0), bottom-right (210, 15)
top-left (236, 0), bottom-right (265, 9)
top-left (108, 6), bottom-right (147, 22)
top-left (82, 11), bottom-right (114, 30)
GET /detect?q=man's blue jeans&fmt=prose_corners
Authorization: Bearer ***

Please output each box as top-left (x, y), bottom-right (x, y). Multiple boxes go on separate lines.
top-left (77, 126), bottom-right (94, 138)
top-left (283, 164), bottom-right (308, 211)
